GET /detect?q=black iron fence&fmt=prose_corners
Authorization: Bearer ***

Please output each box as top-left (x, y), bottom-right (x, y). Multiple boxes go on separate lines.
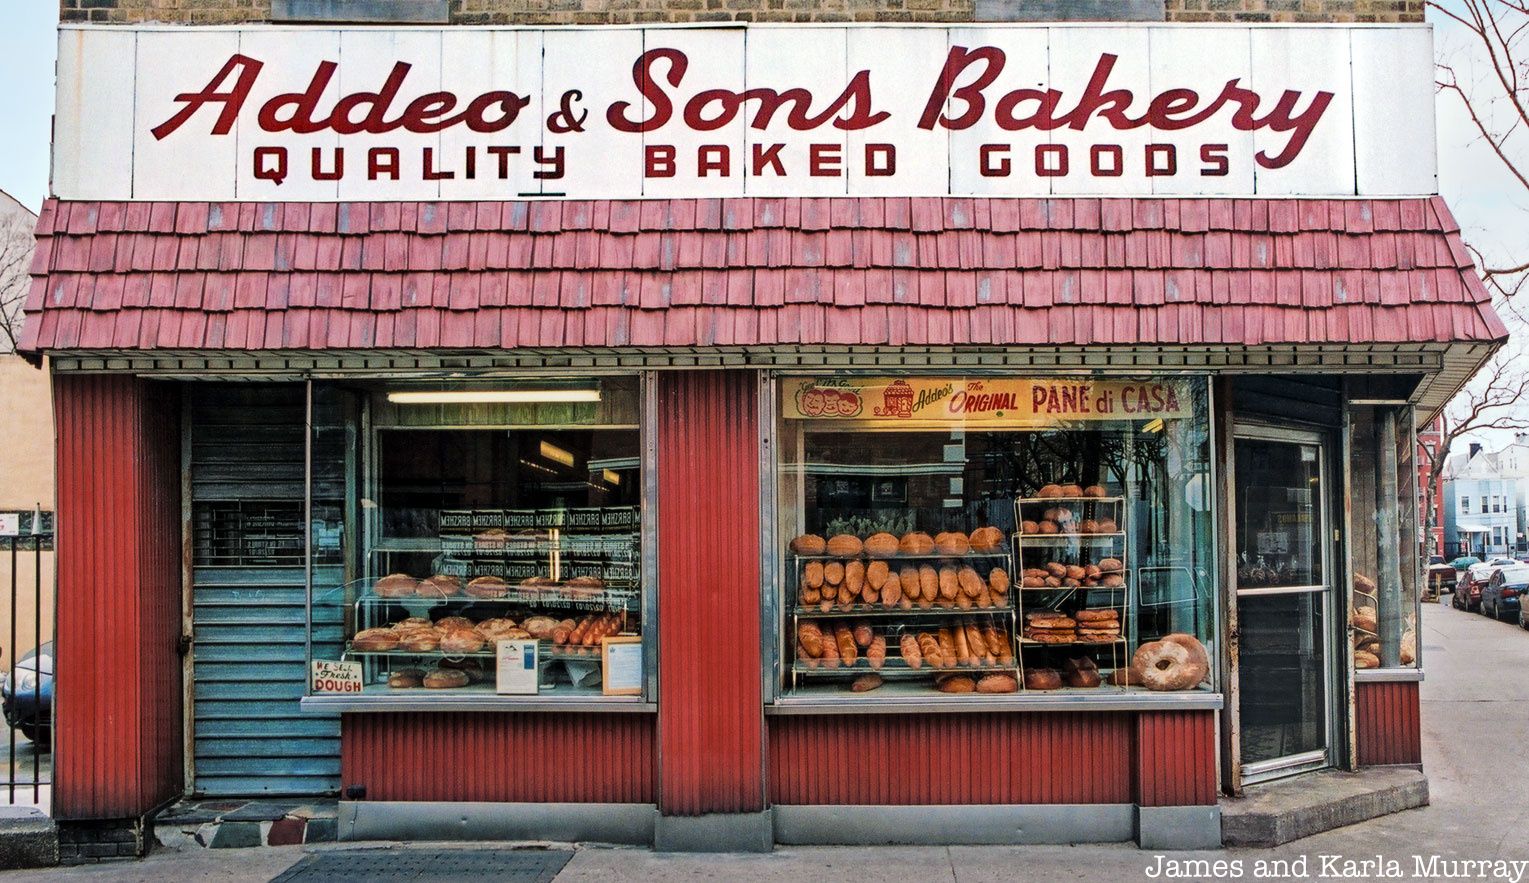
top-left (3, 531), bottom-right (52, 807)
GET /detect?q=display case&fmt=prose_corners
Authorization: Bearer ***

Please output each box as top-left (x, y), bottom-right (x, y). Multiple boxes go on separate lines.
top-left (774, 374), bottom-right (1218, 701)
top-left (304, 376), bottom-right (652, 707)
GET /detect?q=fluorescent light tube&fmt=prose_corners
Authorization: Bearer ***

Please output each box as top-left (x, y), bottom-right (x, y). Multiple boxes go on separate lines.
top-left (386, 389), bottom-right (601, 404)
top-left (540, 441), bottom-right (576, 467)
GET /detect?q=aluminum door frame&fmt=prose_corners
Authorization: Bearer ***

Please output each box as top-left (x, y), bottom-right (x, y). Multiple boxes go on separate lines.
top-left (1230, 423), bottom-right (1342, 786)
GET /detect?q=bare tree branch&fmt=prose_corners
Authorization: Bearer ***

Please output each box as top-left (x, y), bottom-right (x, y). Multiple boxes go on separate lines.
top-left (1429, 0), bottom-right (1529, 299)
top-left (0, 205), bottom-right (36, 353)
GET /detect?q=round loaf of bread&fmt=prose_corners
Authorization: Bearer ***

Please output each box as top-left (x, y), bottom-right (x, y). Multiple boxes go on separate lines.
top-left (352, 627), bottom-right (399, 652)
top-left (423, 668), bottom-right (470, 689)
top-left (418, 574), bottom-right (461, 597)
top-left (790, 534), bottom-right (828, 555)
top-left (465, 576), bottom-right (508, 598)
top-left (863, 532), bottom-right (900, 558)
top-left (1024, 668), bottom-right (1062, 690)
top-left (827, 534), bottom-right (863, 557)
top-left (934, 532), bottom-right (970, 556)
top-left (388, 668), bottom-right (424, 689)
top-left (968, 526), bottom-right (1005, 553)
top-left (1037, 484), bottom-right (1063, 498)
top-left (374, 573), bottom-right (419, 598)
top-left (898, 532), bottom-right (935, 556)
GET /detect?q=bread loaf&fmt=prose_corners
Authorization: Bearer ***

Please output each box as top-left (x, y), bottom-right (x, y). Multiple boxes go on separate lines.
top-left (952, 621), bottom-right (972, 665)
top-left (853, 622), bottom-right (874, 649)
top-left (964, 623), bottom-right (991, 665)
top-left (803, 561), bottom-right (825, 589)
top-left (827, 534), bottom-right (864, 557)
top-left (879, 571), bottom-right (903, 606)
top-left (900, 634), bottom-right (923, 669)
top-left (977, 674), bottom-right (1018, 693)
top-left (917, 632), bottom-right (943, 668)
top-left (936, 675), bottom-right (977, 693)
top-left (798, 622), bottom-right (825, 657)
top-left (919, 565), bottom-right (939, 602)
top-left (899, 532), bottom-right (935, 556)
top-left (835, 625), bottom-right (858, 666)
top-left (851, 673), bottom-right (884, 692)
top-left (938, 566), bottom-right (959, 601)
top-left (824, 561), bottom-right (844, 586)
top-left (955, 591), bottom-right (973, 610)
top-left (867, 635), bottom-right (887, 670)
top-left (968, 526), bottom-right (1005, 553)
top-left (836, 580), bottom-right (855, 607)
top-left (845, 559), bottom-right (866, 594)
top-left (899, 566), bottom-right (920, 601)
top-left (789, 534), bottom-right (827, 555)
top-left (796, 640), bottom-right (818, 668)
top-left (934, 531), bottom-right (971, 556)
top-left (958, 566), bottom-right (984, 598)
top-left (864, 532), bottom-right (900, 558)
top-left (866, 560), bottom-right (890, 590)
top-left (801, 584), bottom-right (821, 606)
top-left (937, 629), bottom-right (958, 666)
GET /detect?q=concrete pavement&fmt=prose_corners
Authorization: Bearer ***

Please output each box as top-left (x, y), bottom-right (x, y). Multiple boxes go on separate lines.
top-left (3, 601), bottom-right (1526, 882)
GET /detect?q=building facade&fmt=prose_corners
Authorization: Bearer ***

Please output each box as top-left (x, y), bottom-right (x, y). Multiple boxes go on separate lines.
top-left (24, 0), bottom-right (1499, 853)
top-left (1443, 445), bottom-right (1522, 558)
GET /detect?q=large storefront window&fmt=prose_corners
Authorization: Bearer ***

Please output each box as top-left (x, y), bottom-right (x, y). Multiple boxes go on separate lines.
top-left (776, 375), bottom-right (1215, 698)
top-left (307, 377), bottom-right (649, 702)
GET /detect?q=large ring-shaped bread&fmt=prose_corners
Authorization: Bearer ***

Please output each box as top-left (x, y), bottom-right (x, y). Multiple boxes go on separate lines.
top-left (1133, 640), bottom-right (1209, 691)
top-left (1161, 633), bottom-right (1210, 677)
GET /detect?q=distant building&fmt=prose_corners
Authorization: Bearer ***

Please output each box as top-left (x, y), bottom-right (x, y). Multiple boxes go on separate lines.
top-left (1443, 442), bottom-right (1523, 557)
top-left (1417, 415), bottom-right (1445, 557)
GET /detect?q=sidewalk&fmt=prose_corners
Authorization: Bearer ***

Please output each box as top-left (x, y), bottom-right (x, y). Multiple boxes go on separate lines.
top-left (3, 602), bottom-right (1524, 882)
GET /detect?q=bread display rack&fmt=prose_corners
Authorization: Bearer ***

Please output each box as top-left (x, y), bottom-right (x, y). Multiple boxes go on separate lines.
top-left (345, 505), bottom-right (641, 689)
top-left (1012, 487), bottom-right (1133, 687)
top-left (786, 531), bottom-right (1021, 694)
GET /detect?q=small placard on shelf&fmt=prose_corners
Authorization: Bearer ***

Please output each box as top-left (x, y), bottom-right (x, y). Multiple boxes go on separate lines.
top-left (311, 659), bottom-right (363, 694)
top-left (496, 639), bottom-right (539, 695)
top-left (602, 636), bottom-right (643, 696)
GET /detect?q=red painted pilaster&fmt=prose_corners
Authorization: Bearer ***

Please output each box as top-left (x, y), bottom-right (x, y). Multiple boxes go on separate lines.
top-left (1135, 710), bottom-right (1218, 806)
top-left (1356, 681), bottom-right (1422, 766)
top-left (656, 371), bottom-right (764, 815)
top-left (53, 374), bottom-right (183, 820)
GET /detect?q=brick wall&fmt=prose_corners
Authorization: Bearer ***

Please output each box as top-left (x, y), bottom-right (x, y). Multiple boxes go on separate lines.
top-left (59, 0), bottom-right (1425, 24)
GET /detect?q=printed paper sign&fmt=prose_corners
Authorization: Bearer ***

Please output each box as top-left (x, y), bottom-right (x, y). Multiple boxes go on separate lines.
top-left (496, 639), bottom-right (539, 695)
top-left (602, 637), bottom-right (643, 696)
top-left (0, 515), bottom-right (18, 537)
top-left (53, 24), bottom-right (1436, 200)
top-left (782, 376), bottom-right (1194, 429)
top-left (311, 659), bottom-right (363, 694)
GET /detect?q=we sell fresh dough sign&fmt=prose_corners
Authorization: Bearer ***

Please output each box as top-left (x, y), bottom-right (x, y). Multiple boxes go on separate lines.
top-left (54, 23), bottom-right (1435, 201)
top-left (784, 377), bottom-right (1193, 430)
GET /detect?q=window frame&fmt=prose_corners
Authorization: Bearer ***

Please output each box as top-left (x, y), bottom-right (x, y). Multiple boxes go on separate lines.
top-left (760, 370), bottom-right (1225, 713)
top-left (300, 372), bottom-right (659, 713)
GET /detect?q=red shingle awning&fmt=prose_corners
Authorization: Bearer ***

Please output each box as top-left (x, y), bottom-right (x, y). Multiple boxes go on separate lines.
top-left (20, 196), bottom-right (1507, 353)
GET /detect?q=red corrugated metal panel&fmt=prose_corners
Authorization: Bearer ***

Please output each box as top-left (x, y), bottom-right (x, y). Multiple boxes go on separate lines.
top-left (768, 713), bottom-right (1133, 805)
top-left (54, 374), bottom-right (184, 820)
top-left (1134, 710), bottom-right (1218, 807)
top-left (1356, 681), bottom-right (1422, 766)
top-left (656, 371), bottom-right (764, 815)
top-left (22, 198), bottom-right (1509, 353)
top-left (341, 713), bottom-right (655, 803)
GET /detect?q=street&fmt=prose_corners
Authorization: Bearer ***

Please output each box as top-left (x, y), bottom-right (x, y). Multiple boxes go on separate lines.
top-left (4, 600), bottom-right (1526, 883)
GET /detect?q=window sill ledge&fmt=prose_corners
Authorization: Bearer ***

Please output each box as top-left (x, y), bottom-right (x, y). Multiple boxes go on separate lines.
top-left (1353, 668), bottom-right (1424, 683)
top-left (300, 695), bottom-right (656, 713)
top-left (765, 691), bottom-right (1222, 715)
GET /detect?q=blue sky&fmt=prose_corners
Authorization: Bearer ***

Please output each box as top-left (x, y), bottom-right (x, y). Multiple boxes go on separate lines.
top-left (0, 10), bottom-right (1521, 256)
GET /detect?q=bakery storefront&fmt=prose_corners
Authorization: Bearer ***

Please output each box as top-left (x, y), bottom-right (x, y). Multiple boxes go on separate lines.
top-left (29, 21), bottom-right (1504, 850)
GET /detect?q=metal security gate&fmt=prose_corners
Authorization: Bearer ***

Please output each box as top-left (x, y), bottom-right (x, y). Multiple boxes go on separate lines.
top-left (187, 386), bottom-right (341, 797)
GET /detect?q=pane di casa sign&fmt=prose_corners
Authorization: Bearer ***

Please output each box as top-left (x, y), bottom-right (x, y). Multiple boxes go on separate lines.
top-left (54, 24), bottom-right (1436, 201)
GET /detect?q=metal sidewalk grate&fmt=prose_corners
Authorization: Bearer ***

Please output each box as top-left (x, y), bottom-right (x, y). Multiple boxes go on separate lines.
top-left (271, 848), bottom-right (573, 882)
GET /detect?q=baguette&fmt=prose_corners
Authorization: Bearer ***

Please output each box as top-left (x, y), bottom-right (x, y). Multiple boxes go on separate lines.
top-left (939, 566), bottom-right (960, 601)
top-left (853, 623), bottom-right (874, 649)
top-left (899, 634), bottom-right (922, 669)
top-left (958, 567), bottom-right (984, 598)
top-left (965, 623), bottom-right (992, 665)
top-left (917, 632), bottom-right (944, 668)
top-left (989, 567), bottom-right (1010, 594)
top-left (952, 621), bottom-right (973, 665)
top-left (845, 560), bottom-right (866, 596)
top-left (867, 635), bottom-right (887, 670)
top-left (866, 560), bottom-right (890, 591)
top-left (937, 629), bottom-right (958, 668)
top-left (919, 565), bottom-right (939, 602)
top-left (796, 640), bottom-right (817, 668)
top-left (880, 572), bottom-right (903, 607)
top-left (798, 622), bottom-right (825, 658)
top-left (899, 567), bottom-right (920, 601)
top-left (835, 625), bottom-right (858, 666)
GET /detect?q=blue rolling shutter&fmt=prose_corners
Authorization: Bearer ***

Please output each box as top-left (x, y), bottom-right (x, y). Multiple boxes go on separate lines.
top-left (189, 386), bottom-right (341, 797)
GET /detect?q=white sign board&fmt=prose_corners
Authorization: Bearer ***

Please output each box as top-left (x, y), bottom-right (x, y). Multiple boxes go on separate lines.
top-left (0, 514), bottom-right (18, 537)
top-left (310, 659), bottom-right (363, 694)
top-left (496, 639), bottom-right (539, 695)
top-left (53, 23), bottom-right (1437, 201)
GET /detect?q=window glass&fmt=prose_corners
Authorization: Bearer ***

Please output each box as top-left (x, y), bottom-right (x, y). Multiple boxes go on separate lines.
top-left (309, 377), bottom-right (648, 700)
top-left (1348, 405), bottom-right (1418, 669)
top-left (776, 375), bottom-right (1214, 698)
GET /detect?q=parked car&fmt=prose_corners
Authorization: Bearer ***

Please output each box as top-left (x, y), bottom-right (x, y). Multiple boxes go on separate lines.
top-left (1483, 565), bottom-right (1529, 622)
top-left (1451, 555), bottom-right (1483, 570)
top-left (1, 643), bottom-right (52, 746)
top-left (1456, 558), bottom-right (1517, 612)
top-left (1426, 562), bottom-right (1456, 600)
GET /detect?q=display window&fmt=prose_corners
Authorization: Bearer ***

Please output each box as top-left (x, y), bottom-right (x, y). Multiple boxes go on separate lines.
top-left (1348, 405), bottom-right (1420, 670)
top-left (306, 376), bottom-right (650, 703)
top-left (775, 375), bottom-right (1216, 698)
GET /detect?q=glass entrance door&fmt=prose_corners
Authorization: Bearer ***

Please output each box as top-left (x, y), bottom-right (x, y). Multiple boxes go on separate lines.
top-left (1234, 432), bottom-right (1333, 782)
